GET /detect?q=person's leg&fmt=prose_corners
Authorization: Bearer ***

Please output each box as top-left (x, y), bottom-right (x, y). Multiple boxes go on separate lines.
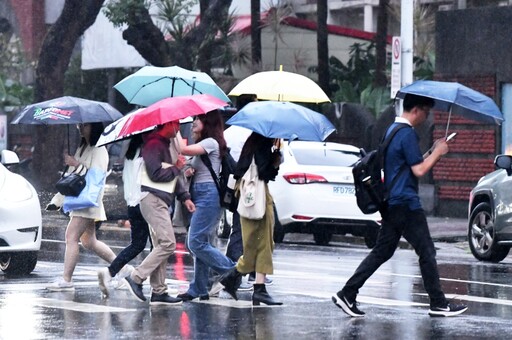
top-left (131, 194), bottom-right (176, 294)
top-left (108, 205), bottom-right (149, 276)
top-left (402, 210), bottom-right (447, 308)
top-left (225, 211), bottom-right (243, 262)
top-left (80, 221), bottom-right (117, 264)
top-left (341, 207), bottom-right (404, 302)
top-left (187, 183), bottom-right (235, 297)
top-left (62, 216), bottom-right (91, 282)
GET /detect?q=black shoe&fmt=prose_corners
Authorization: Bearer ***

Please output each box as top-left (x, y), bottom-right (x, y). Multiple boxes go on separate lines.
top-left (252, 284), bottom-right (282, 306)
top-left (124, 276), bottom-right (146, 302)
top-left (429, 302), bottom-right (468, 317)
top-left (177, 293), bottom-right (196, 301)
top-left (199, 295), bottom-right (209, 301)
top-left (150, 293), bottom-right (182, 306)
top-left (219, 268), bottom-right (242, 301)
top-left (332, 292), bottom-right (365, 317)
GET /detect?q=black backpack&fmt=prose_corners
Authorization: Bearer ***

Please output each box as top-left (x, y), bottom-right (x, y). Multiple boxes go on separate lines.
top-left (201, 149), bottom-right (238, 212)
top-left (352, 123), bottom-right (410, 214)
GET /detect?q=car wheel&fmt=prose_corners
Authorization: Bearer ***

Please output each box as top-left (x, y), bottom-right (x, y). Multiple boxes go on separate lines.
top-left (364, 229), bottom-right (378, 249)
top-left (217, 210), bottom-right (232, 239)
top-left (468, 202), bottom-right (510, 262)
top-left (0, 251), bottom-right (38, 275)
top-left (313, 231), bottom-right (332, 246)
top-left (273, 205), bottom-right (285, 243)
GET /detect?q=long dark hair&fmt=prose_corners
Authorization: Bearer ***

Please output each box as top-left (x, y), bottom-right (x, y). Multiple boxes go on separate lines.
top-left (78, 122), bottom-right (105, 156)
top-left (195, 110), bottom-right (227, 157)
top-left (239, 132), bottom-right (273, 159)
top-left (125, 134), bottom-right (143, 160)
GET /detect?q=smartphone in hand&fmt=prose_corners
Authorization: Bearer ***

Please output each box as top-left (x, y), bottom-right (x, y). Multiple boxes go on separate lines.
top-left (446, 132), bottom-right (457, 142)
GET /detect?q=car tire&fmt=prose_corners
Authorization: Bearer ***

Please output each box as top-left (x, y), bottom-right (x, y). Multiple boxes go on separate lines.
top-left (313, 231), bottom-right (332, 246)
top-left (217, 210), bottom-right (232, 239)
top-left (468, 202), bottom-right (510, 262)
top-left (0, 251), bottom-right (38, 275)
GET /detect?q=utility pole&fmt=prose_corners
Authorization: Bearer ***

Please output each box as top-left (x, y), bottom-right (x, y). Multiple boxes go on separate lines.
top-left (400, 0), bottom-right (414, 87)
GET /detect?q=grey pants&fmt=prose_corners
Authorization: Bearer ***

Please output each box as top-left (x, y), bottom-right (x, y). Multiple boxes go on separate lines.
top-left (131, 193), bottom-right (176, 295)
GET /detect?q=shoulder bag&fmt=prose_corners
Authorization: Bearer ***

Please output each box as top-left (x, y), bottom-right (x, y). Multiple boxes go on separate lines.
top-left (237, 157), bottom-right (266, 220)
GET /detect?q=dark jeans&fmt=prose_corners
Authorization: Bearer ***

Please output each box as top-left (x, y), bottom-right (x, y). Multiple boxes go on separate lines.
top-left (225, 210), bottom-right (243, 262)
top-left (108, 205), bottom-right (152, 276)
top-left (342, 205), bottom-right (447, 308)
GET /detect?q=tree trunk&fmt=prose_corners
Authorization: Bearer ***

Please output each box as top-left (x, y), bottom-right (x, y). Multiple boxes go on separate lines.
top-left (317, 0), bottom-right (330, 97)
top-left (374, 0), bottom-right (389, 88)
top-left (251, 0), bottom-right (262, 69)
top-left (33, 0), bottom-right (105, 190)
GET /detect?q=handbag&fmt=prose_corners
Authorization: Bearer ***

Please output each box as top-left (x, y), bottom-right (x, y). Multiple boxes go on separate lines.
top-left (55, 165), bottom-right (86, 197)
top-left (237, 157), bottom-right (266, 220)
top-left (63, 167), bottom-right (105, 213)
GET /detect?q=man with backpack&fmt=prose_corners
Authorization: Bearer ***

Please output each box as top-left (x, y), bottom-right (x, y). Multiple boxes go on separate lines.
top-left (332, 94), bottom-right (468, 317)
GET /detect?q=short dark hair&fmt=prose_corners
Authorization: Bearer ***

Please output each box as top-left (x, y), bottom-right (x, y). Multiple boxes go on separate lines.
top-left (236, 94), bottom-right (257, 110)
top-left (403, 94), bottom-right (435, 112)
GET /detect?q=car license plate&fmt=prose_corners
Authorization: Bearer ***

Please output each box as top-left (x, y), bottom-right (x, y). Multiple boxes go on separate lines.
top-left (333, 185), bottom-right (355, 196)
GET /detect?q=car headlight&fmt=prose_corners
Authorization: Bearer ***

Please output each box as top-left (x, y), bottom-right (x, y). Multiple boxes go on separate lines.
top-left (1, 175), bottom-right (34, 202)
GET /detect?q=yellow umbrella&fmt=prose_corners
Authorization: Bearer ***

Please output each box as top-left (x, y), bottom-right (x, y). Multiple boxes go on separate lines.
top-left (228, 68), bottom-right (331, 104)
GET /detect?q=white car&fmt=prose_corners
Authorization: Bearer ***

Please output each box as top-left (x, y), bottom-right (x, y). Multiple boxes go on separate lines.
top-left (0, 150), bottom-right (42, 275)
top-left (217, 141), bottom-right (381, 247)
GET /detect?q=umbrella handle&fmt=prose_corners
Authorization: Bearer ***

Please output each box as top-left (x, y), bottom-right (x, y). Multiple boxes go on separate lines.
top-left (444, 106), bottom-right (452, 139)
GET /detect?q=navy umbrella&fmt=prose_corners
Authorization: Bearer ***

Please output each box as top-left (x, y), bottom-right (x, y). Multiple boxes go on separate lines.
top-left (11, 96), bottom-right (123, 125)
top-left (226, 101), bottom-right (336, 141)
top-left (396, 80), bottom-right (504, 136)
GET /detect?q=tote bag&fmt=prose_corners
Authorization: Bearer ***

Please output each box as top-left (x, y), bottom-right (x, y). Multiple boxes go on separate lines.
top-left (237, 157), bottom-right (266, 220)
top-left (138, 161), bottom-right (177, 194)
top-left (63, 167), bottom-right (105, 213)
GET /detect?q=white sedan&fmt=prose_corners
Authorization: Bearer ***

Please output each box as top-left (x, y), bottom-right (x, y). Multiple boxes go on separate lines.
top-left (269, 141), bottom-right (381, 247)
top-left (217, 140), bottom-right (381, 247)
top-left (0, 150), bottom-right (42, 275)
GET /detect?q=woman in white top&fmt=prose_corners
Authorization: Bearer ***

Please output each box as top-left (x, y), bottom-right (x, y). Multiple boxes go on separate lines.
top-left (47, 122), bottom-right (119, 291)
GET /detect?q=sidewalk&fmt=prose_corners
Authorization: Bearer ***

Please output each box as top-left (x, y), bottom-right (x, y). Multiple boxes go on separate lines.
top-left (42, 211), bottom-right (468, 243)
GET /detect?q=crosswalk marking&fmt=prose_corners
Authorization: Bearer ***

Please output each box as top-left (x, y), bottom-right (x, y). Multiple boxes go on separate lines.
top-left (32, 298), bottom-right (137, 313)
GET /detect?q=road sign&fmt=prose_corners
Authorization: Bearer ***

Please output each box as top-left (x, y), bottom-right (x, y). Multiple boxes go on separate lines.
top-left (391, 36), bottom-right (401, 98)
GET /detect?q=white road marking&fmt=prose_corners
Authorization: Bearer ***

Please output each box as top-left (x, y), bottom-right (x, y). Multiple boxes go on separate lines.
top-left (32, 298), bottom-right (137, 313)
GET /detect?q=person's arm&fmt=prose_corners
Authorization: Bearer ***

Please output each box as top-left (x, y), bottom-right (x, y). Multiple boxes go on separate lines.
top-left (180, 143), bottom-right (206, 156)
top-left (412, 139), bottom-right (448, 177)
top-left (143, 140), bottom-right (181, 182)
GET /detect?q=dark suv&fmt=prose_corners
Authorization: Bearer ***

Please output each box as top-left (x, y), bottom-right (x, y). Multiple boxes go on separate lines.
top-left (468, 155), bottom-right (512, 262)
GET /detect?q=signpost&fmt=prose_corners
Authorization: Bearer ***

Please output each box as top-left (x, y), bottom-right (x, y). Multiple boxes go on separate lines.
top-left (391, 36), bottom-right (401, 99)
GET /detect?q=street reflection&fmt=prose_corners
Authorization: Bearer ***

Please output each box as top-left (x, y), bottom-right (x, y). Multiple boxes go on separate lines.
top-left (0, 293), bottom-right (39, 339)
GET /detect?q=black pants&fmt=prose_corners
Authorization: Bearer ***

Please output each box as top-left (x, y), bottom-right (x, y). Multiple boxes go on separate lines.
top-left (226, 210), bottom-right (243, 262)
top-left (342, 205), bottom-right (447, 308)
top-left (108, 205), bottom-right (152, 276)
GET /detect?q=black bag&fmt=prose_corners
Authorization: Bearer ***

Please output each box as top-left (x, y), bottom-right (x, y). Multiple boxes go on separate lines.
top-left (55, 165), bottom-right (86, 197)
top-left (201, 149), bottom-right (238, 212)
top-left (352, 124), bottom-right (409, 214)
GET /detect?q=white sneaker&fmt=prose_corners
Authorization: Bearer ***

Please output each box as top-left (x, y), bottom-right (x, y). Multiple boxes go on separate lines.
top-left (97, 268), bottom-right (112, 297)
top-left (209, 282), bottom-right (224, 297)
top-left (47, 278), bottom-right (74, 292)
top-left (219, 289), bottom-right (234, 300)
top-left (117, 264), bottom-right (134, 279)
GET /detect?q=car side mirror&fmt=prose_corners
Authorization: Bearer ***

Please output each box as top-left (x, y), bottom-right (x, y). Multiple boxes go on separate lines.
top-left (495, 155), bottom-right (512, 175)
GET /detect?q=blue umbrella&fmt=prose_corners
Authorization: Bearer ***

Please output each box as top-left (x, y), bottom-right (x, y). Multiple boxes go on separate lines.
top-left (396, 80), bottom-right (504, 130)
top-left (226, 101), bottom-right (336, 141)
top-left (114, 65), bottom-right (230, 106)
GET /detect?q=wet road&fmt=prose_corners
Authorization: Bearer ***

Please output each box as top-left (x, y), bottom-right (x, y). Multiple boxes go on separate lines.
top-left (1, 235), bottom-right (512, 339)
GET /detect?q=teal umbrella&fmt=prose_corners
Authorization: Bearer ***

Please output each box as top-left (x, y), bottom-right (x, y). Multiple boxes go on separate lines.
top-left (114, 65), bottom-right (231, 106)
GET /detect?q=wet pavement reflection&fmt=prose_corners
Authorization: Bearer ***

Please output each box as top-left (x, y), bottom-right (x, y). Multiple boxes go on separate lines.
top-left (2, 236), bottom-right (512, 339)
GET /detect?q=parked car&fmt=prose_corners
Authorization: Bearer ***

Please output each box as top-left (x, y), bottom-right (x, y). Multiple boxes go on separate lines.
top-left (217, 141), bottom-right (381, 247)
top-left (0, 150), bottom-right (42, 275)
top-left (468, 154), bottom-right (512, 262)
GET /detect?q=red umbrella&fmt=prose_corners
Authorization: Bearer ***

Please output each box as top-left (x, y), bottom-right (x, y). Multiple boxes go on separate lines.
top-left (116, 94), bottom-right (228, 140)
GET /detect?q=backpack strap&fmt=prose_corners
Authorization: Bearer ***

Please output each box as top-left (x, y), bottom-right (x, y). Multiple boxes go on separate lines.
top-left (380, 123), bottom-right (411, 199)
top-left (200, 154), bottom-right (221, 195)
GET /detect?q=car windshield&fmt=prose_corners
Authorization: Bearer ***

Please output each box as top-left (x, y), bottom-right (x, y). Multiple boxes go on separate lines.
top-left (291, 146), bottom-right (360, 167)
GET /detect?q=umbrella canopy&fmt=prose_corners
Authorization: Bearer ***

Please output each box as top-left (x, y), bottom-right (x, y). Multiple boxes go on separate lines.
top-left (228, 70), bottom-right (331, 103)
top-left (396, 80), bottom-right (504, 125)
top-left (226, 101), bottom-right (336, 141)
top-left (114, 65), bottom-right (231, 106)
top-left (114, 94), bottom-right (228, 141)
top-left (10, 96), bottom-right (123, 125)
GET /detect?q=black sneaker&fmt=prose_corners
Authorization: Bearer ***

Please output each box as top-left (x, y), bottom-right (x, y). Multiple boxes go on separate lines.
top-left (150, 293), bottom-right (183, 306)
top-left (332, 292), bottom-right (365, 317)
top-left (124, 276), bottom-right (146, 302)
top-left (429, 302), bottom-right (468, 317)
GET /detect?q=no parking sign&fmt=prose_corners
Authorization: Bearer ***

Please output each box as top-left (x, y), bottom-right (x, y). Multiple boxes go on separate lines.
top-left (391, 36), bottom-right (401, 98)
